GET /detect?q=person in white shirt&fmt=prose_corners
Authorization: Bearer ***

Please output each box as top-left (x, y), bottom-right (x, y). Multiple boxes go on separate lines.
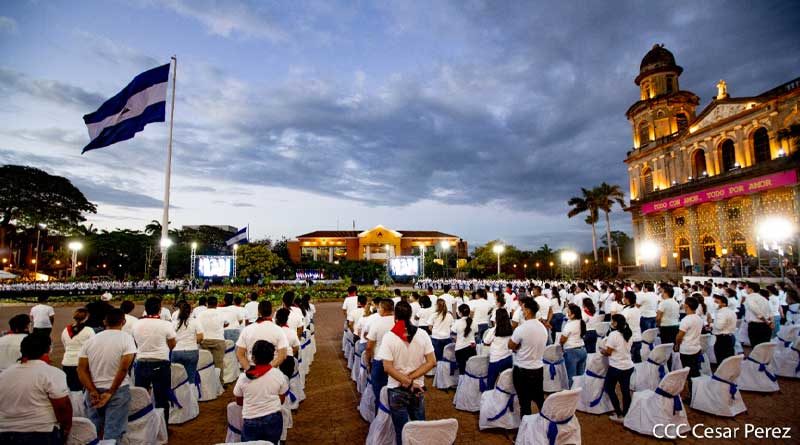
top-left (77, 309), bottom-right (136, 441)
top-left (341, 285), bottom-right (359, 319)
top-left (233, 340), bottom-right (288, 443)
top-left (785, 289), bottom-right (800, 325)
top-left (377, 301), bottom-right (436, 445)
top-left (621, 291), bottom-right (643, 363)
top-left (712, 295), bottom-right (736, 364)
top-left (198, 296), bottom-right (229, 382)
top-left (244, 293), bottom-right (260, 324)
top-left (0, 334), bottom-right (72, 444)
top-left (60, 308), bottom-right (95, 391)
top-left (674, 296), bottom-right (704, 402)
top-left (427, 299), bottom-right (454, 361)
top-left (274, 308), bottom-right (301, 380)
top-left (744, 282), bottom-right (773, 346)
top-left (132, 297), bottom-right (177, 421)
top-left (119, 300), bottom-right (138, 336)
top-left (601, 314), bottom-right (634, 423)
top-left (560, 304), bottom-right (587, 388)
top-left (30, 295), bottom-right (55, 338)
top-left (366, 299), bottom-right (396, 403)
top-left (348, 295), bottom-right (367, 334)
top-left (637, 283), bottom-right (658, 331)
top-left (191, 296), bottom-right (208, 319)
top-left (235, 300), bottom-right (289, 370)
top-left (439, 284), bottom-right (456, 314)
top-left (0, 314), bottom-right (29, 372)
top-left (532, 287), bottom-right (553, 331)
top-left (415, 295), bottom-right (434, 332)
top-left (281, 291), bottom-right (305, 340)
top-left (656, 286), bottom-right (680, 345)
top-left (572, 283), bottom-right (590, 308)
top-left (468, 289), bottom-right (493, 342)
top-left (220, 293), bottom-right (244, 343)
top-left (483, 308), bottom-right (514, 389)
top-left (508, 298), bottom-right (548, 416)
top-left (452, 304), bottom-right (477, 374)
top-left (171, 301), bottom-right (204, 384)
top-left (766, 285), bottom-right (783, 338)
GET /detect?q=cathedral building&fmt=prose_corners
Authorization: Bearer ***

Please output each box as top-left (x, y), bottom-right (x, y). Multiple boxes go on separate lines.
top-left (625, 44), bottom-right (799, 269)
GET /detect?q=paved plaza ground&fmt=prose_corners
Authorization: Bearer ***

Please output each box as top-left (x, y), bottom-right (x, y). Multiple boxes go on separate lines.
top-left (2, 300), bottom-right (799, 444)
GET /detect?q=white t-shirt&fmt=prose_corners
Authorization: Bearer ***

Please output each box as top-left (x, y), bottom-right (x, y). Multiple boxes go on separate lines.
top-left (376, 329), bottom-right (434, 388)
top-left (428, 312), bottom-right (454, 340)
top-left (141, 307), bottom-right (172, 321)
top-left (510, 319), bottom-right (547, 370)
top-left (236, 320), bottom-right (290, 366)
top-left (0, 333), bottom-right (26, 371)
top-left (415, 306), bottom-right (434, 327)
top-left (287, 307), bottom-right (305, 333)
top-left (280, 325), bottom-right (301, 357)
top-left (355, 311), bottom-right (376, 343)
top-left (366, 315), bottom-right (396, 353)
top-left (197, 308), bottom-right (226, 340)
top-left (173, 318), bottom-right (204, 351)
top-left (745, 293), bottom-right (772, 323)
top-left (482, 327), bottom-right (512, 362)
top-left (468, 299), bottom-right (493, 325)
top-left (122, 314), bottom-right (138, 335)
top-left (244, 301), bottom-right (260, 323)
top-left (678, 313), bottom-right (703, 355)
top-left (132, 318), bottom-right (177, 361)
top-left (713, 307), bottom-right (737, 335)
top-left (79, 329), bottom-right (137, 388)
top-left (191, 305), bottom-right (207, 319)
top-left (606, 331), bottom-right (633, 370)
top-left (30, 304), bottom-right (54, 328)
top-left (638, 292), bottom-right (658, 318)
top-left (451, 318), bottom-right (476, 351)
top-left (533, 296), bottom-right (551, 321)
top-left (0, 360), bottom-right (69, 432)
top-left (348, 307), bottom-right (364, 328)
top-left (657, 298), bottom-right (680, 327)
top-left (342, 296), bottom-right (358, 315)
top-left (60, 326), bottom-right (95, 367)
top-left (233, 368), bottom-right (288, 419)
top-left (622, 306), bottom-right (642, 342)
top-left (219, 306), bottom-right (243, 329)
top-left (560, 319), bottom-right (585, 349)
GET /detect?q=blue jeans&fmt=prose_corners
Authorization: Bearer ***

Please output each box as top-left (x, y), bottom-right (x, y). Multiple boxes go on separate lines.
top-left (388, 387), bottom-right (425, 445)
top-left (584, 330), bottom-right (598, 354)
top-left (134, 359), bottom-right (172, 422)
top-left (242, 411), bottom-right (283, 443)
top-left (431, 337), bottom-right (452, 361)
top-left (85, 385), bottom-right (131, 440)
top-left (224, 328), bottom-right (241, 343)
top-left (640, 317), bottom-right (656, 332)
top-left (371, 359), bottom-right (387, 405)
top-left (476, 323), bottom-right (489, 343)
top-left (487, 355), bottom-right (513, 389)
top-left (550, 313), bottom-right (566, 342)
top-left (563, 346), bottom-right (587, 388)
top-left (171, 350), bottom-right (199, 384)
top-left (631, 341), bottom-right (643, 363)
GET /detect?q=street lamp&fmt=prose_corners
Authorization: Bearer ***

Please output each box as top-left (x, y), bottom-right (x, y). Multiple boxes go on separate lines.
top-left (492, 244), bottom-right (505, 275)
top-left (190, 242), bottom-right (198, 280)
top-left (68, 241), bottom-right (83, 278)
top-left (233, 243), bottom-right (239, 278)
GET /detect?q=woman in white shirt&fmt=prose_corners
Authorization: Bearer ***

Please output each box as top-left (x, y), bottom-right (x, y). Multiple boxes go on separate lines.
top-left (560, 304), bottom-right (586, 388)
top-left (621, 291), bottom-right (643, 363)
top-left (712, 294), bottom-right (736, 364)
top-left (482, 308), bottom-right (513, 389)
top-left (451, 304), bottom-right (477, 374)
top-left (581, 299), bottom-right (601, 354)
top-left (427, 299), bottom-right (454, 361)
top-left (171, 301), bottom-right (204, 383)
top-left (60, 308), bottom-right (95, 391)
top-left (601, 314), bottom-right (634, 423)
top-left (234, 340), bottom-right (288, 443)
top-left (415, 295), bottom-right (434, 333)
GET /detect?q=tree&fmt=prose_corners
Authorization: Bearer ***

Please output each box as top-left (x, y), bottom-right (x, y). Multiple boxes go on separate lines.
top-left (594, 182), bottom-right (626, 258)
top-left (236, 244), bottom-right (284, 281)
top-left (467, 240), bottom-right (523, 277)
top-left (601, 231), bottom-right (634, 264)
top-left (0, 165), bottom-right (97, 246)
top-left (567, 187), bottom-right (600, 260)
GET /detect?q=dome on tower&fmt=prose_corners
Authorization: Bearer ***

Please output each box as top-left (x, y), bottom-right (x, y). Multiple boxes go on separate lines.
top-left (635, 44), bottom-right (682, 85)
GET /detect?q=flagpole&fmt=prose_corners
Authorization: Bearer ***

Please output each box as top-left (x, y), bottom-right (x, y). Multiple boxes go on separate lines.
top-left (158, 56), bottom-right (177, 280)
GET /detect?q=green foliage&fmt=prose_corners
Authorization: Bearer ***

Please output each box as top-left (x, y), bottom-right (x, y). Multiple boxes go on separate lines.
top-left (236, 244), bottom-right (285, 281)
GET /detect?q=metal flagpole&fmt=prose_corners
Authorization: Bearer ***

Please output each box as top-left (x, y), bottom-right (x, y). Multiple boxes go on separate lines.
top-left (158, 56), bottom-right (177, 280)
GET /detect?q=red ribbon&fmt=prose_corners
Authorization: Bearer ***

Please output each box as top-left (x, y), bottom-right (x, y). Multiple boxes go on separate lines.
top-left (391, 320), bottom-right (410, 343)
top-left (245, 364), bottom-right (273, 380)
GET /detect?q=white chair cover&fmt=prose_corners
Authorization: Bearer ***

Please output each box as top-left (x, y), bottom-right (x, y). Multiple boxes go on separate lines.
top-left (351, 342), bottom-right (365, 382)
top-left (670, 352), bottom-right (683, 371)
top-left (774, 337), bottom-right (800, 378)
top-left (773, 324), bottom-right (800, 350)
top-left (639, 328), bottom-right (659, 363)
top-left (224, 340), bottom-right (239, 384)
top-left (479, 369), bottom-right (520, 430)
top-left (697, 334), bottom-right (713, 375)
top-left (433, 343), bottom-right (459, 390)
top-left (402, 419), bottom-right (458, 445)
top-left (169, 363), bottom-right (199, 424)
top-left (122, 386), bottom-right (168, 445)
top-left (738, 342), bottom-right (779, 392)
top-left (345, 331), bottom-right (355, 370)
top-left (287, 357), bottom-right (305, 410)
top-left (595, 322), bottom-right (610, 338)
top-left (281, 396), bottom-right (293, 441)
top-left (357, 351), bottom-right (370, 394)
top-left (623, 368), bottom-right (690, 436)
top-left (631, 343), bottom-right (672, 392)
top-left (736, 319), bottom-right (750, 347)
top-left (69, 391), bottom-right (86, 418)
top-left (366, 386), bottom-right (395, 445)
top-left (542, 344), bottom-right (568, 393)
top-left (573, 351), bottom-right (614, 414)
top-left (359, 380), bottom-right (376, 423)
top-left (454, 355), bottom-right (489, 412)
top-left (301, 331), bottom-right (314, 373)
top-left (515, 388), bottom-right (582, 445)
top-left (690, 355), bottom-right (746, 417)
top-left (226, 402), bottom-right (243, 443)
top-left (198, 349), bottom-right (224, 401)
top-left (67, 416), bottom-right (116, 445)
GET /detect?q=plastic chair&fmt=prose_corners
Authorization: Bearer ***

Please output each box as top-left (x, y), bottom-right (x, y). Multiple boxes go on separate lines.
top-left (640, 328), bottom-right (659, 363)
top-left (224, 340), bottom-right (239, 384)
top-left (542, 344), bottom-right (568, 393)
top-left (365, 386), bottom-right (395, 445)
top-left (226, 402), bottom-right (243, 443)
top-left (736, 320), bottom-right (750, 347)
top-left (198, 349), bottom-right (224, 401)
top-left (631, 343), bottom-right (672, 392)
top-left (352, 342), bottom-right (365, 383)
top-left (690, 355), bottom-right (746, 417)
top-left (67, 416), bottom-right (116, 445)
top-left (402, 419), bottom-right (458, 445)
top-left (454, 354), bottom-right (489, 412)
top-left (573, 351), bottom-right (614, 414)
top-left (774, 337), bottom-right (800, 378)
top-left (123, 386), bottom-right (168, 445)
top-left (479, 369), bottom-right (520, 430)
top-left (738, 343), bottom-right (779, 392)
top-left (168, 363), bottom-right (199, 424)
top-left (515, 388), bottom-right (582, 445)
top-left (433, 343), bottom-right (459, 390)
top-left (345, 331), bottom-right (355, 370)
top-left (623, 368), bottom-right (690, 437)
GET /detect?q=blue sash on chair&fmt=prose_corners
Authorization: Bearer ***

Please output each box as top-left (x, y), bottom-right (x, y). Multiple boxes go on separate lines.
top-left (228, 423), bottom-right (242, 436)
top-left (654, 387), bottom-right (683, 415)
top-left (487, 386), bottom-right (516, 421)
top-left (745, 356), bottom-right (777, 382)
top-left (647, 358), bottom-right (667, 379)
top-left (539, 412), bottom-right (573, 445)
top-left (792, 347), bottom-right (800, 374)
top-left (128, 403), bottom-right (154, 422)
top-left (584, 370), bottom-right (606, 407)
top-left (711, 374), bottom-right (738, 400)
top-left (443, 358), bottom-right (458, 376)
top-left (642, 340), bottom-right (655, 351)
top-left (465, 371), bottom-right (488, 392)
top-left (543, 358), bottom-right (564, 380)
top-left (169, 377), bottom-right (189, 409)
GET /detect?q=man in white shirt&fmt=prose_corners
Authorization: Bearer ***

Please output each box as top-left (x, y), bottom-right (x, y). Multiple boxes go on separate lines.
top-left (468, 289), bottom-right (493, 341)
top-left (236, 300), bottom-right (289, 370)
top-left (572, 283), bottom-right (590, 307)
top-left (744, 282), bottom-right (773, 346)
top-left (30, 295), bottom-right (55, 338)
top-left (341, 286), bottom-right (359, 318)
top-left (0, 314), bottom-right (29, 371)
top-left (712, 294), bottom-right (737, 364)
top-left (197, 296), bottom-right (228, 383)
top-left (132, 297), bottom-right (177, 422)
top-left (366, 299), bottom-right (396, 404)
top-left (637, 283), bottom-right (658, 331)
top-left (78, 309), bottom-right (136, 441)
top-left (119, 300), bottom-right (139, 336)
top-left (674, 297), bottom-right (703, 402)
top-left (508, 298), bottom-right (547, 416)
top-left (439, 284), bottom-right (456, 314)
top-left (233, 340), bottom-right (288, 443)
top-left (281, 291), bottom-right (305, 340)
top-left (220, 293), bottom-right (244, 343)
top-left (532, 287), bottom-right (552, 330)
top-left (244, 293), bottom-right (260, 324)
top-left (191, 296), bottom-right (208, 319)
top-left (656, 286), bottom-right (680, 345)
top-left (0, 334), bottom-right (72, 444)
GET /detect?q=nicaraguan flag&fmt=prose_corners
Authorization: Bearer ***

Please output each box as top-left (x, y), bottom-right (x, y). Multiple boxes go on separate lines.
top-left (226, 227), bottom-right (249, 246)
top-left (82, 63), bottom-right (170, 154)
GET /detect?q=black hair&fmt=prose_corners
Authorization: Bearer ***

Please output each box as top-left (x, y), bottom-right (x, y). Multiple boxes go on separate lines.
top-left (685, 296), bottom-right (700, 312)
top-left (713, 295), bottom-right (728, 306)
top-left (252, 340), bottom-right (275, 365)
top-left (357, 295), bottom-right (367, 306)
top-left (567, 304), bottom-right (587, 337)
top-left (37, 295), bottom-right (49, 303)
top-left (177, 301), bottom-right (192, 330)
top-left (662, 286), bottom-right (674, 298)
top-left (419, 294), bottom-right (431, 309)
top-left (223, 292), bottom-right (234, 306)
top-left (258, 300), bottom-right (273, 318)
top-left (9, 314), bottom-right (30, 333)
top-left (249, 292), bottom-right (259, 301)
top-left (495, 291), bottom-right (505, 307)
top-left (521, 297), bottom-right (540, 317)
top-left (611, 313), bottom-right (632, 342)
top-left (380, 299), bottom-right (395, 313)
top-left (120, 300), bottom-right (135, 314)
top-left (747, 282), bottom-right (761, 293)
top-left (494, 308), bottom-right (513, 337)
top-left (458, 304), bottom-right (473, 337)
top-left (394, 288), bottom-right (402, 296)
top-left (623, 291), bottom-right (637, 306)
top-left (234, 296), bottom-right (243, 305)
top-left (20, 334), bottom-right (50, 360)
top-left (144, 296), bottom-right (161, 316)
top-left (105, 308), bottom-right (125, 327)
top-left (395, 301), bottom-right (418, 341)
top-left (347, 285), bottom-right (358, 294)
top-left (207, 296), bottom-right (218, 308)
top-left (443, 284), bottom-right (451, 292)
top-left (275, 307), bottom-right (290, 326)
top-left (198, 296), bottom-right (207, 305)
top-left (582, 298), bottom-right (596, 316)
top-left (282, 290), bottom-right (295, 307)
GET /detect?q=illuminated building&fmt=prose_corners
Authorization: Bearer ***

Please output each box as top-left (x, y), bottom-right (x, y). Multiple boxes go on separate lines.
top-left (625, 45), bottom-right (799, 268)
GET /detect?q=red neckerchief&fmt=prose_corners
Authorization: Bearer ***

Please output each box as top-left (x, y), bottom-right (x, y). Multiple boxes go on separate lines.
top-left (245, 364), bottom-right (272, 380)
top-left (143, 314), bottom-right (161, 319)
top-left (280, 323), bottom-right (288, 328)
top-left (256, 317), bottom-right (272, 323)
top-left (583, 308), bottom-right (592, 317)
top-left (22, 355), bottom-right (51, 365)
top-left (66, 324), bottom-right (75, 338)
top-left (391, 320), bottom-right (410, 343)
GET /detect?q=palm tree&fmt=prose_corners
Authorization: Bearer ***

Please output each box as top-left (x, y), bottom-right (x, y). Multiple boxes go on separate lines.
top-left (144, 220), bottom-right (161, 236)
top-left (567, 188), bottom-right (600, 260)
top-left (594, 182), bottom-right (626, 259)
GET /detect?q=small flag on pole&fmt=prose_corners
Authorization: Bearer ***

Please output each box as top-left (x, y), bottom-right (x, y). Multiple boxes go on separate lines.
top-left (82, 63), bottom-right (170, 154)
top-left (226, 227), bottom-right (249, 246)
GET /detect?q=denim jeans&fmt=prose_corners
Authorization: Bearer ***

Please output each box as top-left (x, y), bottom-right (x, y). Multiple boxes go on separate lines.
top-left (431, 337), bottom-right (452, 361)
top-left (388, 387), bottom-right (426, 445)
top-left (134, 359), bottom-right (172, 422)
top-left (0, 429), bottom-right (62, 445)
top-left (563, 346), bottom-right (587, 388)
top-left (476, 323), bottom-right (489, 343)
top-left (242, 411), bottom-right (283, 444)
top-left (584, 330), bottom-right (598, 353)
top-left (550, 313), bottom-right (566, 342)
top-left (604, 366), bottom-right (633, 416)
top-left (640, 317), bottom-right (656, 332)
top-left (224, 328), bottom-right (241, 344)
top-left (371, 360), bottom-right (387, 405)
top-left (487, 355), bottom-right (513, 389)
top-left (85, 385), bottom-right (131, 440)
top-left (171, 349), bottom-right (199, 384)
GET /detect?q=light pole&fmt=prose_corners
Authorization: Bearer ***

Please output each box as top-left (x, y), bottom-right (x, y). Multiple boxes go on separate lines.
top-left (68, 241), bottom-right (83, 278)
top-left (639, 240), bottom-right (660, 273)
top-left (159, 238), bottom-right (173, 279)
top-left (34, 223), bottom-right (46, 275)
top-left (233, 243), bottom-right (239, 279)
top-left (440, 241), bottom-right (450, 278)
top-left (492, 244), bottom-right (505, 276)
top-left (190, 242), bottom-right (197, 280)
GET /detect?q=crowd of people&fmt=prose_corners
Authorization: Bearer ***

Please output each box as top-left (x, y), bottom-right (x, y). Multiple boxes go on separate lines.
top-left (0, 279), bottom-right (187, 292)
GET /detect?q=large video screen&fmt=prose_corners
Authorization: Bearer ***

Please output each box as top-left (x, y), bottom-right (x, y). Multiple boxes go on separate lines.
top-left (198, 255), bottom-right (233, 277)
top-left (389, 256), bottom-right (419, 277)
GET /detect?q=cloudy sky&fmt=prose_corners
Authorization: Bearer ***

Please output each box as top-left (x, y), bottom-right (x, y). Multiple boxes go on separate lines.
top-left (1, 1), bottom-right (798, 250)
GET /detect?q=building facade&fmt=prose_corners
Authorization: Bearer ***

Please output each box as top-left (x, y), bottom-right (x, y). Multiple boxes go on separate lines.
top-left (625, 45), bottom-right (799, 269)
top-left (287, 225), bottom-right (467, 264)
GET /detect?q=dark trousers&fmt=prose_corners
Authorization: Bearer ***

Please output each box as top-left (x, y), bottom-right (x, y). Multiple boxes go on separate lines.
top-left (640, 317), bottom-right (657, 332)
top-left (242, 411), bottom-right (283, 444)
top-left (454, 345), bottom-right (476, 375)
top-left (631, 341), bottom-right (643, 363)
top-left (371, 360), bottom-right (387, 404)
top-left (279, 355), bottom-right (296, 379)
top-left (0, 429), bottom-right (62, 445)
top-left (476, 323), bottom-right (489, 343)
top-left (63, 365), bottom-right (83, 391)
top-left (134, 359), bottom-right (172, 422)
top-left (659, 325), bottom-right (679, 345)
top-left (714, 334), bottom-right (735, 365)
top-left (32, 327), bottom-right (52, 338)
top-left (584, 330), bottom-right (598, 354)
top-left (680, 352), bottom-right (701, 399)
top-left (604, 366), bottom-right (634, 416)
top-left (487, 355), bottom-right (513, 389)
top-left (388, 387), bottom-right (426, 445)
top-left (748, 322), bottom-right (771, 347)
top-left (431, 337), bottom-right (452, 361)
top-left (512, 366), bottom-right (544, 416)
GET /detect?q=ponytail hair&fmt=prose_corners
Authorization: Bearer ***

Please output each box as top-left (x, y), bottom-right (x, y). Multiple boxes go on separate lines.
top-left (458, 304), bottom-right (473, 337)
top-left (567, 304), bottom-right (586, 337)
top-left (611, 313), bottom-right (632, 342)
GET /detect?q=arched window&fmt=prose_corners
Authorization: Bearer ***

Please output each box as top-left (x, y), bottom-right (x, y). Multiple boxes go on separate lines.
top-left (702, 235), bottom-right (717, 262)
top-left (641, 167), bottom-right (653, 195)
top-left (638, 121), bottom-right (650, 146)
top-left (676, 113), bottom-right (688, 132)
top-left (753, 127), bottom-right (771, 163)
top-left (721, 139), bottom-right (736, 171)
top-left (692, 149), bottom-right (707, 178)
top-left (731, 232), bottom-right (747, 256)
top-left (666, 75), bottom-right (674, 94)
top-left (676, 237), bottom-right (690, 266)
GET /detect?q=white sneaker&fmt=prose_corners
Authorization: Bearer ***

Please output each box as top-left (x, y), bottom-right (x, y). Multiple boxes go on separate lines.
top-left (609, 414), bottom-right (624, 423)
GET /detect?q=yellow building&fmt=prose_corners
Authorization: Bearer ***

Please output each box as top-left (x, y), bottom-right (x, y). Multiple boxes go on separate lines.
top-left (625, 45), bottom-right (799, 269)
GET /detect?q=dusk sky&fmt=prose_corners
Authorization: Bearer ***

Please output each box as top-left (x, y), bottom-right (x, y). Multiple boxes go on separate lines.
top-left (1, 1), bottom-right (798, 251)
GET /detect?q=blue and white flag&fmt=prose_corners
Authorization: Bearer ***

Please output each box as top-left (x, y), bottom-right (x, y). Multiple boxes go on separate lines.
top-left (82, 63), bottom-right (170, 154)
top-left (226, 226), bottom-right (249, 246)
